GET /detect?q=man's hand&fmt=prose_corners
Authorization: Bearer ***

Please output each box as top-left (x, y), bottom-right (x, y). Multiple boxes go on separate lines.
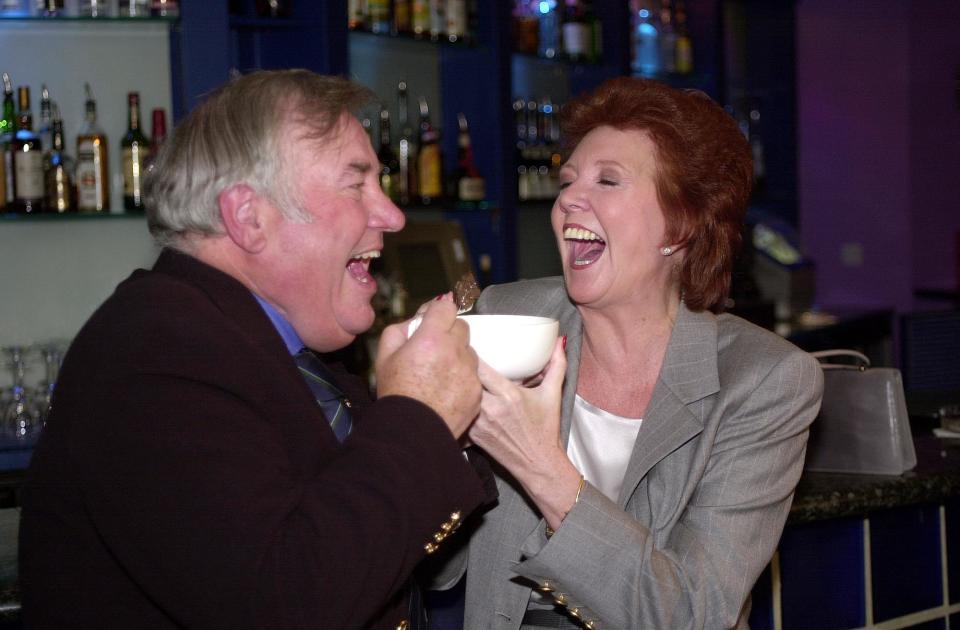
top-left (375, 295), bottom-right (480, 438)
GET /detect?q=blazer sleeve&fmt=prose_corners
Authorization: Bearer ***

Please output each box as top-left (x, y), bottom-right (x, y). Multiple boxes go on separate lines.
top-left (78, 370), bottom-right (488, 630)
top-left (510, 349), bottom-right (824, 629)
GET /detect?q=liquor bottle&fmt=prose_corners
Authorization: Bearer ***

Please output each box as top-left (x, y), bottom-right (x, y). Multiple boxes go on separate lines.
top-left (368, 0), bottom-right (390, 34)
top-left (78, 0), bottom-right (108, 17)
top-left (632, 6), bottom-right (660, 77)
top-left (396, 82), bottom-right (417, 206)
top-left (377, 108), bottom-right (400, 202)
top-left (12, 86), bottom-right (45, 213)
top-left (347, 0), bottom-right (365, 30)
top-left (412, 0), bottom-right (430, 37)
top-left (562, 0), bottom-right (590, 62)
top-left (76, 83), bottom-right (109, 213)
top-left (121, 92), bottom-right (151, 211)
top-left (537, 0), bottom-right (560, 59)
top-left (119, 0), bottom-right (149, 16)
top-left (445, 0), bottom-right (467, 43)
top-left (44, 107), bottom-right (74, 213)
top-left (0, 73), bottom-right (15, 210)
top-left (454, 112), bottom-right (484, 202)
top-left (416, 96), bottom-right (442, 205)
top-left (393, 0), bottom-right (412, 35)
top-left (38, 0), bottom-right (63, 17)
top-left (150, 0), bottom-right (179, 17)
top-left (585, 1), bottom-right (602, 62)
top-left (658, 0), bottom-right (676, 74)
top-left (38, 85), bottom-right (52, 154)
top-left (428, 0), bottom-right (444, 41)
top-left (674, 0), bottom-right (693, 75)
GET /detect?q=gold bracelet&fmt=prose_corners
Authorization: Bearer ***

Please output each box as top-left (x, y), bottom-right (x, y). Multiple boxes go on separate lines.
top-left (545, 475), bottom-right (586, 539)
top-left (574, 474), bottom-right (586, 503)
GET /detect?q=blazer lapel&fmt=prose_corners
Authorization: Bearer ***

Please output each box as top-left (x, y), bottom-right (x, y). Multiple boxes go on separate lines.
top-left (616, 305), bottom-right (721, 507)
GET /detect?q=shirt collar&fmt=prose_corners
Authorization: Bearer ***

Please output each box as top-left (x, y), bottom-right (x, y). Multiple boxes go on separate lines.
top-left (253, 294), bottom-right (304, 355)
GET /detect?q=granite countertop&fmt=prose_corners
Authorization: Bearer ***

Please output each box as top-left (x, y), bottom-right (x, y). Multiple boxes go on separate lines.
top-left (789, 434), bottom-right (960, 523)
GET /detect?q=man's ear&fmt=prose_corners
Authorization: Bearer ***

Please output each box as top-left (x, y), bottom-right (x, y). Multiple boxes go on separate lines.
top-left (218, 183), bottom-right (268, 253)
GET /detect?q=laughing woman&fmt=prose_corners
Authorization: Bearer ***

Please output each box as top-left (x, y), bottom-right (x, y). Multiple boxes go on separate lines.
top-left (438, 78), bottom-right (824, 629)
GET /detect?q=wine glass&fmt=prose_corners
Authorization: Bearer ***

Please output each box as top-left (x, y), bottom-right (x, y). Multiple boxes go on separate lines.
top-left (1, 346), bottom-right (40, 446)
top-left (34, 343), bottom-right (64, 428)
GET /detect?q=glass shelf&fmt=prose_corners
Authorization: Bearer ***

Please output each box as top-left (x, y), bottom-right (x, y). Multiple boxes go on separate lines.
top-left (0, 15), bottom-right (177, 23)
top-left (348, 27), bottom-right (479, 49)
top-left (0, 211), bottom-right (146, 222)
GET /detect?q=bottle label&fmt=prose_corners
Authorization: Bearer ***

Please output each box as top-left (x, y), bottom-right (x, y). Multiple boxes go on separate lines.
top-left (77, 138), bottom-right (107, 211)
top-left (14, 150), bottom-right (44, 200)
top-left (563, 23), bottom-right (590, 57)
top-left (458, 176), bottom-right (485, 202)
top-left (418, 144), bottom-right (442, 197)
top-left (123, 144), bottom-right (150, 197)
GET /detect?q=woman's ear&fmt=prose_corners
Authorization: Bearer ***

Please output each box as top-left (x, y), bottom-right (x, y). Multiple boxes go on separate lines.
top-left (218, 183), bottom-right (268, 253)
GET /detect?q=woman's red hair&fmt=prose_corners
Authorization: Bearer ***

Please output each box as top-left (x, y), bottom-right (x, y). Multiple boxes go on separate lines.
top-left (561, 77), bottom-right (753, 313)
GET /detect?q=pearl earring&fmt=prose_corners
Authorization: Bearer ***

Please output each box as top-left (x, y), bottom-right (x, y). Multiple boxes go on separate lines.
top-left (660, 246), bottom-right (674, 256)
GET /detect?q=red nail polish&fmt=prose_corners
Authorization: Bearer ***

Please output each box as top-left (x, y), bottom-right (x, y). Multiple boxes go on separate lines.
top-left (562, 335), bottom-right (568, 350)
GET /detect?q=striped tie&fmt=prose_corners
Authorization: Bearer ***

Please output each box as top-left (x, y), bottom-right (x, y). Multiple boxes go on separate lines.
top-left (294, 349), bottom-right (353, 442)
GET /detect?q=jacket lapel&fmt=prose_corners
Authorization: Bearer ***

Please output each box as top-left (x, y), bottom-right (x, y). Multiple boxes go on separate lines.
top-left (617, 305), bottom-right (720, 507)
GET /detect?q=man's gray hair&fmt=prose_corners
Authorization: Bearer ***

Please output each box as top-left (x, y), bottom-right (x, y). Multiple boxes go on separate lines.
top-left (143, 70), bottom-right (376, 250)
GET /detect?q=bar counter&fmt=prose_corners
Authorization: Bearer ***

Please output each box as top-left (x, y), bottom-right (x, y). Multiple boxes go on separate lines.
top-left (1, 433), bottom-right (959, 626)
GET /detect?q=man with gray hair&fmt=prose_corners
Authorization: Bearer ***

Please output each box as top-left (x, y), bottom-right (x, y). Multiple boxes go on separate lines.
top-left (19, 70), bottom-right (491, 629)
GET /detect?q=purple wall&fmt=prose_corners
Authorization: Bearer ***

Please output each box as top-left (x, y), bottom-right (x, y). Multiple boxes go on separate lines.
top-left (797, 0), bottom-right (960, 312)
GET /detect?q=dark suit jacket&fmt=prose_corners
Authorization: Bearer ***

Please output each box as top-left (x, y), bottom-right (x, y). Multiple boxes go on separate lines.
top-left (19, 248), bottom-right (488, 629)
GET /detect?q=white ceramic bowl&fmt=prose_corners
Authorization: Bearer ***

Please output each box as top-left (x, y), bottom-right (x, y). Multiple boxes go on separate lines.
top-left (458, 314), bottom-right (560, 380)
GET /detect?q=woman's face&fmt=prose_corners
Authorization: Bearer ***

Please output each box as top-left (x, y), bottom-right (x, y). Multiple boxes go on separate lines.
top-left (551, 125), bottom-right (676, 310)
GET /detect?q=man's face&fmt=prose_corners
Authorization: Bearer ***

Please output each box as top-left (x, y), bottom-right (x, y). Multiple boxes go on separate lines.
top-left (261, 113), bottom-right (405, 352)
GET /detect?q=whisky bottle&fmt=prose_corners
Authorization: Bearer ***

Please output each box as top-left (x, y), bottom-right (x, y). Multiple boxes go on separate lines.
top-left (445, 0), bottom-right (467, 43)
top-left (12, 86), bottom-right (45, 213)
top-left (368, 0), bottom-right (391, 34)
top-left (412, 0), bottom-right (430, 38)
top-left (562, 0), bottom-right (591, 62)
top-left (0, 73), bottom-right (15, 210)
top-left (658, 0), bottom-right (676, 74)
top-left (44, 108), bottom-right (74, 213)
top-left (76, 83), bottom-right (110, 213)
top-left (393, 0), bottom-right (412, 35)
top-left (416, 96), bottom-right (442, 205)
top-left (377, 108), bottom-right (400, 202)
top-left (396, 81), bottom-right (417, 206)
top-left (455, 112), bottom-right (484, 202)
top-left (674, 0), bottom-right (693, 75)
top-left (121, 92), bottom-right (151, 211)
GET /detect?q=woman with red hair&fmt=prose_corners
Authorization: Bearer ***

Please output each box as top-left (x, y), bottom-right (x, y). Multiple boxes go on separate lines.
top-left (432, 77), bottom-right (824, 629)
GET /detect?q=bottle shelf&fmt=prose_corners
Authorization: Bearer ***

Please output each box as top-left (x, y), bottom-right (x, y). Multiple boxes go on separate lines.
top-left (0, 15), bottom-right (176, 23)
top-left (0, 211), bottom-right (146, 222)
top-left (348, 27), bottom-right (479, 49)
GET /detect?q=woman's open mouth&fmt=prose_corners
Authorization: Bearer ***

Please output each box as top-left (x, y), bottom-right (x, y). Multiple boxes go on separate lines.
top-left (563, 225), bottom-right (606, 268)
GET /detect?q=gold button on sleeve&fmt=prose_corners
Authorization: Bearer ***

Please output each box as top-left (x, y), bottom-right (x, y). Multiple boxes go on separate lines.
top-left (424, 542), bottom-right (438, 554)
top-left (553, 593), bottom-right (567, 606)
top-left (569, 607), bottom-right (582, 619)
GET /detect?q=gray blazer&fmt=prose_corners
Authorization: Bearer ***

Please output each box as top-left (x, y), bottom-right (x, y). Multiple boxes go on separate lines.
top-left (436, 277), bottom-right (823, 629)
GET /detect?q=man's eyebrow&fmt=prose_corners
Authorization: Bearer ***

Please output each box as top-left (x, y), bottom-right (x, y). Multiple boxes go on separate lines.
top-left (345, 160), bottom-right (373, 175)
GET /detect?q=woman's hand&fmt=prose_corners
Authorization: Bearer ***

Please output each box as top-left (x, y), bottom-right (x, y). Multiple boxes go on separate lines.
top-left (469, 337), bottom-right (582, 528)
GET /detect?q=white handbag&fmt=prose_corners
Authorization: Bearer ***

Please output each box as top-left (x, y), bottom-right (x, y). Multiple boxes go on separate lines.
top-left (804, 349), bottom-right (917, 475)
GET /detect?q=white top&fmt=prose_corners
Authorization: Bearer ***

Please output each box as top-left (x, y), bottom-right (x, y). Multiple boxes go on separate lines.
top-left (567, 395), bottom-right (643, 502)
